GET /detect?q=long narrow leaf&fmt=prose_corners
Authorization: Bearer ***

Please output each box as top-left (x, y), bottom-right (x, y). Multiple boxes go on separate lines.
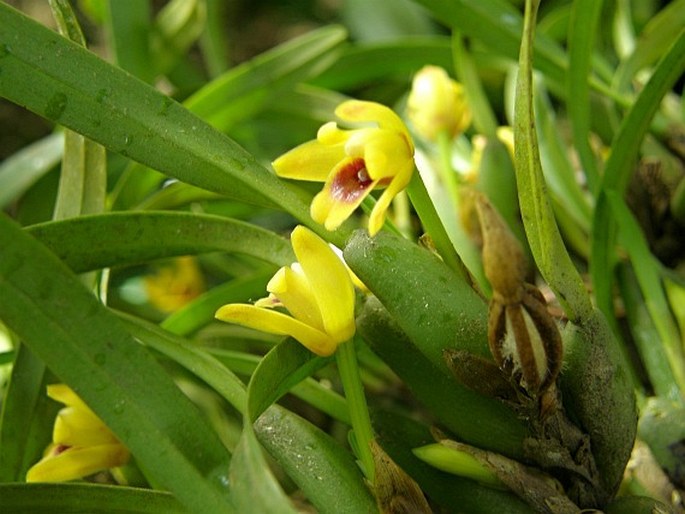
top-left (0, 345), bottom-right (54, 483)
top-left (0, 133), bottom-right (63, 209)
top-left (0, 483), bottom-right (188, 514)
top-left (514, 0), bottom-right (592, 321)
top-left (26, 211), bottom-right (294, 272)
top-left (0, 214), bottom-right (232, 514)
top-left (0, 4), bottom-right (346, 244)
top-left (591, 29), bottom-right (685, 318)
top-left (567, 0), bottom-right (603, 193)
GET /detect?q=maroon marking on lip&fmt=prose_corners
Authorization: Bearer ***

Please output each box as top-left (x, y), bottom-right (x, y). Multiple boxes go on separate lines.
top-left (330, 158), bottom-right (374, 203)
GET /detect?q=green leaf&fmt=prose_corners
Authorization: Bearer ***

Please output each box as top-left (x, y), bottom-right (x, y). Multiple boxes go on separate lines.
top-left (606, 192), bottom-right (685, 396)
top-left (206, 349), bottom-right (350, 424)
top-left (49, 0), bottom-right (86, 46)
top-left (313, 37), bottom-right (452, 91)
top-left (0, 133), bottom-right (63, 209)
top-left (105, 0), bottom-right (153, 82)
top-left (613, 0), bottom-right (685, 93)
top-left (0, 483), bottom-right (188, 514)
top-left (151, 0), bottom-right (206, 76)
top-left (355, 294), bottom-right (528, 460)
top-left (567, 0), bottom-right (603, 193)
top-left (412, 0), bottom-right (567, 88)
top-left (0, 4), bottom-right (346, 244)
top-left (49, 0), bottom-right (107, 220)
top-left (255, 406), bottom-right (378, 514)
top-left (228, 422), bottom-right (298, 514)
top-left (514, 0), bottom-right (592, 322)
top-left (617, 263), bottom-right (681, 400)
top-left (590, 28), bottom-right (685, 321)
top-left (0, 345), bottom-right (54, 483)
top-left (246, 338), bottom-right (333, 423)
top-left (185, 25), bottom-right (346, 133)
top-left (111, 25), bottom-right (346, 211)
top-left (0, 214), bottom-right (232, 514)
top-left (53, 130), bottom-right (107, 219)
top-left (161, 271), bottom-right (275, 337)
top-left (373, 409), bottom-right (534, 514)
top-left (342, 0), bottom-right (434, 42)
top-left (117, 313), bottom-right (248, 416)
top-left (26, 211), bottom-right (295, 272)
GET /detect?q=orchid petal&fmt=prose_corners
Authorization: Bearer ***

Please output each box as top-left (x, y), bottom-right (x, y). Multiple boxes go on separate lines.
top-left (317, 121), bottom-right (350, 145)
top-left (47, 384), bottom-right (89, 410)
top-left (215, 304), bottom-right (338, 356)
top-left (336, 100), bottom-right (409, 140)
top-left (53, 407), bottom-right (120, 447)
top-left (290, 226), bottom-right (355, 342)
top-left (362, 131), bottom-right (413, 181)
top-left (266, 265), bottom-right (324, 330)
top-left (26, 444), bottom-right (130, 483)
top-left (310, 157), bottom-right (379, 230)
top-left (368, 160), bottom-right (415, 236)
top-left (272, 139), bottom-right (344, 181)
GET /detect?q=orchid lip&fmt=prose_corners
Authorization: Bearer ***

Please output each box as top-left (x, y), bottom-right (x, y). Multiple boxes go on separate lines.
top-left (330, 158), bottom-right (375, 203)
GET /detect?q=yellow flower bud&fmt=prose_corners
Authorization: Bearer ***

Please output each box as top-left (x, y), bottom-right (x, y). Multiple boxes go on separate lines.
top-left (407, 65), bottom-right (472, 141)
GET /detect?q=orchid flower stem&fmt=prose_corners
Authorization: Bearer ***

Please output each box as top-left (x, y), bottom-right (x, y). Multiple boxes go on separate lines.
top-left (436, 130), bottom-right (461, 208)
top-left (336, 338), bottom-right (375, 484)
top-left (407, 172), bottom-right (471, 283)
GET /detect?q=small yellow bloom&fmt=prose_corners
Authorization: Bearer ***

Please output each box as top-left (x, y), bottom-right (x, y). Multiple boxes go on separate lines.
top-left (144, 256), bottom-right (206, 313)
top-left (407, 65), bottom-right (472, 141)
top-left (26, 384), bottom-right (129, 483)
top-left (215, 226), bottom-right (355, 356)
top-left (272, 100), bottom-right (415, 236)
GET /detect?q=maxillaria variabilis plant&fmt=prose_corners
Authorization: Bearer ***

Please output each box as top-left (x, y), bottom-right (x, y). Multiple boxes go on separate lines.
top-left (1, 0), bottom-right (685, 512)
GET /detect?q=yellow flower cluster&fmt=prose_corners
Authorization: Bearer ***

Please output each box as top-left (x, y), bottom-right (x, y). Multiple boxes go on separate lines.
top-left (216, 226), bottom-right (356, 356)
top-left (26, 385), bottom-right (129, 483)
top-left (273, 100), bottom-right (415, 236)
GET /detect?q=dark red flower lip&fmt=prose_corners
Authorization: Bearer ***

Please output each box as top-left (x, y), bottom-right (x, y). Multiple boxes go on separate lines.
top-left (330, 158), bottom-right (376, 203)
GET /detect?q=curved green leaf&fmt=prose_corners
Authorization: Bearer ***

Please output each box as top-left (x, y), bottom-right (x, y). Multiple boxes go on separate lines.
top-left (591, 28), bottom-right (685, 320)
top-left (313, 37), bottom-right (452, 90)
top-left (0, 133), bottom-right (63, 209)
top-left (0, 483), bottom-right (188, 514)
top-left (567, 0), bottom-right (603, 193)
top-left (186, 26), bottom-right (346, 132)
top-left (255, 406), bottom-right (378, 514)
top-left (116, 313), bottom-right (248, 416)
top-left (412, 0), bottom-right (567, 87)
top-left (161, 271), bottom-right (274, 336)
top-left (246, 338), bottom-right (333, 423)
top-left (613, 0), bottom-right (685, 93)
top-left (514, 0), bottom-right (592, 321)
top-left (26, 211), bottom-right (294, 272)
top-left (0, 4), bottom-right (348, 245)
top-left (373, 409), bottom-right (534, 514)
top-left (0, 214), bottom-right (232, 514)
top-left (0, 345), bottom-right (54, 483)
top-left (228, 422), bottom-right (298, 514)
top-left (356, 295), bottom-right (527, 460)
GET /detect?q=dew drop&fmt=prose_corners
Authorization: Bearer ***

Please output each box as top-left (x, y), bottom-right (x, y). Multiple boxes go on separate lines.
top-left (112, 400), bottom-right (126, 414)
top-left (157, 96), bottom-right (173, 116)
top-left (45, 92), bottom-right (68, 120)
top-left (95, 88), bottom-right (110, 104)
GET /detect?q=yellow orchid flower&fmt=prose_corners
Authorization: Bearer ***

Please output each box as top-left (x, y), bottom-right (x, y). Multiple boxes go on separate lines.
top-left (144, 256), bottom-right (206, 313)
top-left (272, 100), bottom-right (415, 236)
top-left (215, 225), bottom-right (355, 356)
top-left (407, 65), bottom-right (472, 141)
top-left (26, 384), bottom-right (129, 483)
